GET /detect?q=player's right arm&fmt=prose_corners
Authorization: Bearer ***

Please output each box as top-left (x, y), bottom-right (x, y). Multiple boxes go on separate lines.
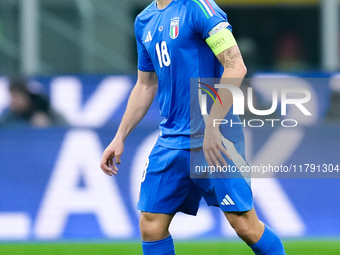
top-left (100, 70), bottom-right (158, 176)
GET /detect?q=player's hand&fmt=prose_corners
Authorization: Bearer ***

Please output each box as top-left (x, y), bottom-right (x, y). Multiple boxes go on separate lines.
top-left (100, 138), bottom-right (124, 176)
top-left (203, 126), bottom-right (231, 167)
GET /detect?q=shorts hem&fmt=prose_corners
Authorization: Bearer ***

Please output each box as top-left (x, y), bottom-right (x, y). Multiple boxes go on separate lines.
top-left (216, 204), bottom-right (254, 213)
top-left (138, 207), bottom-right (198, 216)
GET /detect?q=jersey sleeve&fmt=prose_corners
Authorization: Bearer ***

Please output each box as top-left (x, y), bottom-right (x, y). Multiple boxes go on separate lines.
top-left (135, 18), bottom-right (155, 72)
top-left (189, 0), bottom-right (232, 39)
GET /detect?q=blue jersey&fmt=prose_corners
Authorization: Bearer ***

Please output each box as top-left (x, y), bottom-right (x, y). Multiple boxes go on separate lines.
top-left (135, 0), bottom-right (244, 149)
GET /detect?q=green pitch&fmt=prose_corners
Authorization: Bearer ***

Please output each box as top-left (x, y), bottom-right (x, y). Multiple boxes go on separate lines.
top-left (0, 240), bottom-right (339, 255)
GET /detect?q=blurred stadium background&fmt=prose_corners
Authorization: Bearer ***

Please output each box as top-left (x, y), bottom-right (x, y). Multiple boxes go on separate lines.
top-left (0, 0), bottom-right (340, 254)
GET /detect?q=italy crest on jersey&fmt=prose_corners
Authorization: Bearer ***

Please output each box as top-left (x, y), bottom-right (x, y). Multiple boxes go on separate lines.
top-left (170, 18), bottom-right (179, 39)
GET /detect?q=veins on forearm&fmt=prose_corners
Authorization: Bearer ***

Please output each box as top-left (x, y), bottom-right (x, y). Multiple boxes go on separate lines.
top-left (218, 48), bottom-right (241, 69)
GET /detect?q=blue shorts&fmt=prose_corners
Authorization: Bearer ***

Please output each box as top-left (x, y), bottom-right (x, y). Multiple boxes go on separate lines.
top-left (137, 139), bottom-right (253, 215)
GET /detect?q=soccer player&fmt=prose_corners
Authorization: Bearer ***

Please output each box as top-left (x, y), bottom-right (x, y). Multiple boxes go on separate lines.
top-left (100, 0), bottom-right (286, 254)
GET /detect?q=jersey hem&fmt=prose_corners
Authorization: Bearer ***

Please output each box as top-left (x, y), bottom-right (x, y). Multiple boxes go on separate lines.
top-left (157, 136), bottom-right (203, 149)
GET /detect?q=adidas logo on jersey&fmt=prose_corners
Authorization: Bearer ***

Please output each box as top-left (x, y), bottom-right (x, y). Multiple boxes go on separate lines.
top-left (221, 194), bottom-right (235, 206)
top-left (144, 31), bottom-right (152, 43)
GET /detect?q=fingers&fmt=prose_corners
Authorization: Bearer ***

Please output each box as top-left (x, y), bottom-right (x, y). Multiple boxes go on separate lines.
top-left (109, 158), bottom-right (119, 172)
top-left (100, 151), bottom-right (119, 176)
top-left (99, 139), bottom-right (124, 176)
top-left (209, 149), bottom-right (221, 167)
top-left (204, 144), bottom-right (231, 167)
top-left (215, 146), bottom-right (228, 167)
top-left (100, 159), bottom-right (116, 176)
top-left (115, 153), bottom-right (121, 165)
top-left (218, 144), bottom-right (232, 161)
top-left (207, 150), bottom-right (228, 167)
top-left (204, 150), bottom-right (214, 167)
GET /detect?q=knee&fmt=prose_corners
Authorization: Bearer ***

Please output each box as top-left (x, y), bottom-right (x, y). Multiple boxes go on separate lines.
top-left (225, 210), bottom-right (264, 244)
top-left (139, 212), bottom-right (170, 241)
top-left (232, 223), bottom-right (256, 242)
top-left (228, 217), bottom-right (262, 244)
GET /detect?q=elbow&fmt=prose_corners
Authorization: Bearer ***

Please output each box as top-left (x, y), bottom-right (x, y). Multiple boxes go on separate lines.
top-left (238, 63), bottom-right (247, 78)
top-left (150, 83), bottom-right (158, 96)
top-left (144, 82), bottom-right (158, 96)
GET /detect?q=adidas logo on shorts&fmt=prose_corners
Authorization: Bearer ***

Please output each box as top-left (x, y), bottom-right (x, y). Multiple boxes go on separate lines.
top-left (221, 194), bottom-right (235, 206)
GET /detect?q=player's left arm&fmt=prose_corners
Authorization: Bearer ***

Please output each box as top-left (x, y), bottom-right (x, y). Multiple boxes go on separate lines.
top-left (203, 32), bottom-right (247, 167)
top-left (207, 44), bottom-right (247, 122)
